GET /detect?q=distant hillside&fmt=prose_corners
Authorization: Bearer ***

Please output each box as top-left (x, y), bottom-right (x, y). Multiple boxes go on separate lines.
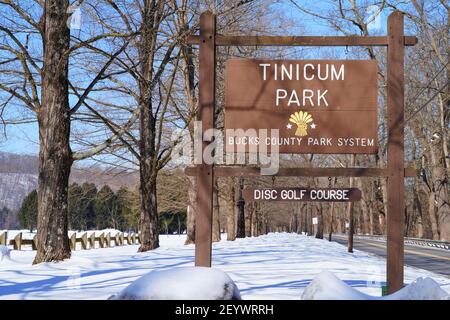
top-left (0, 172), bottom-right (38, 211)
top-left (0, 152), bottom-right (139, 210)
top-left (0, 152), bottom-right (38, 174)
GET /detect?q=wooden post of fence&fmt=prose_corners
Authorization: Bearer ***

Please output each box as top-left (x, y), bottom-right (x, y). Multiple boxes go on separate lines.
top-left (32, 235), bottom-right (38, 251)
top-left (89, 233), bottom-right (95, 249)
top-left (386, 11), bottom-right (405, 294)
top-left (70, 233), bottom-right (76, 251)
top-left (99, 233), bottom-right (105, 248)
top-left (131, 233), bottom-right (136, 244)
top-left (120, 233), bottom-right (124, 246)
top-left (106, 233), bottom-right (111, 247)
top-left (81, 233), bottom-right (88, 250)
top-left (13, 232), bottom-right (22, 250)
top-left (0, 231), bottom-right (6, 245)
top-left (195, 11), bottom-right (216, 268)
top-left (127, 233), bottom-right (132, 245)
top-left (115, 233), bottom-right (120, 246)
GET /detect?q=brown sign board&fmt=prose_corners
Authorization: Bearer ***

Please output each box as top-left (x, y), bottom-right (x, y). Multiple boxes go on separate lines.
top-left (243, 187), bottom-right (362, 202)
top-left (225, 59), bottom-right (378, 154)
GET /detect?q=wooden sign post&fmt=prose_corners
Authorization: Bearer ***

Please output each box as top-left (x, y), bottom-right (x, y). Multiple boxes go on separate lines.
top-left (189, 11), bottom-right (415, 294)
top-left (195, 12), bottom-right (216, 268)
top-left (386, 12), bottom-right (405, 293)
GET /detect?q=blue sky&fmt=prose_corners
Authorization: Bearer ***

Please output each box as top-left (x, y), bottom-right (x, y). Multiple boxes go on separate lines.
top-left (0, 122), bottom-right (39, 155)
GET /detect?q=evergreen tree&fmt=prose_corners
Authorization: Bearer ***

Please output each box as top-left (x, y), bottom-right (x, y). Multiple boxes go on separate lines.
top-left (160, 212), bottom-right (174, 235)
top-left (94, 185), bottom-right (120, 229)
top-left (81, 183), bottom-right (97, 230)
top-left (0, 207), bottom-right (11, 229)
top-left (116, 186), bottom-right (139, 232)
top-left (159, 211), bottom-right (187, 235)
top-left (68, 183), bottom-right (84, 230)
top-left (18, 190), bottom-right (38, 232)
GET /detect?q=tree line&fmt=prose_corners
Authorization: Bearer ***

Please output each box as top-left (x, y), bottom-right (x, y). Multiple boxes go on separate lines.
top-left (17, 180), bottom-right (187, 235)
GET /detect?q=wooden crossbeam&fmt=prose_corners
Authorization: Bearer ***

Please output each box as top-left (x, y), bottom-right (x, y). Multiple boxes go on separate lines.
top-left (185, 166), bottom-right (417, 178)
top-left (187, 35), bottom-right (418, 47)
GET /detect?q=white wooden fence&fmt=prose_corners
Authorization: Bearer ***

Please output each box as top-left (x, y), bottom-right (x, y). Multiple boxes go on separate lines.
top-left (0, 231), bottom-right (141, 250)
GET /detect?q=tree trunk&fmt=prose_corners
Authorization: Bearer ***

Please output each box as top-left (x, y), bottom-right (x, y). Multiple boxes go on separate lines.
top-left (333, 203), bottom-right (341, 233)
top-left (296, 212), bottom-right (300, 233)
top-left (137, 82), bottom-right (159, 251)
top-left (328, 202), bottom-right (334, 241)
top-left (376, 153), bottom-right (388, 235)
top-left (245, 202), bottom-right (252, 237)
top-left (415, 186), bottom-right (430, 239)
top-left (372, 202), bottom-right (381, 235)
top-left (315, 203), bottom-right (324, 239)
top-left (431, 149), bottom-right (450, 241)
top-left (301, 205), bottom-right (307, 234)
top-left (181, 20), bottom-right (198, 245)
top-left (33, 0), bottom-right (72, 264)
top-left (307, 205), bottom-right (313, 235)
top-left (437, 189), bottom-right (450, 241)
top-left (236, 178), bottom-right (245, 238)
top-left (347, 155), bottom-right (356, 253)
top-left (136, 0), bottom-right (164, 252)
top-left (263, 209), bottom-right (269, 235)
top-left (358, 180), bottom-right (369, 235)
top-left (185, 176), bottom-right (196, 244)
top-left (368, 204), bottom-right (374, 235)
top-left (226, 178), bottom-right (236, 241)
top-left (137, 73), bottom-right (160, 252)
top-left (138, 173), bottom-right (159, 252)
top-left (427, 191), bottom-right (440, 240)
top-left (347, 199), bottom-right (355, 253)
top-left (236, 199), bottom-right (245, 238)
top-left (252, 202), bottom-right (259, 236)
top-left (212, 178), bottom-right (221, 242)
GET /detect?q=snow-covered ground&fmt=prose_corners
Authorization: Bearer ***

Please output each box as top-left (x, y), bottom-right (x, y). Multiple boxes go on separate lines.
top-left (0, 232), bottom-right (448, 299)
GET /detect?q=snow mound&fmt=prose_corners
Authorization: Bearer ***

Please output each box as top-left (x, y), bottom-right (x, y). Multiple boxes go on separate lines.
top-left (385, 277), bottom-right (449, 300)
top-left (302, 271), bottom-right (369, 300)
top-left (110, 267), bottom-right (242, 300)
top-left (302, 271), bottom-right (449, 300)
top-left (0, 245), bottom-right (11, 262)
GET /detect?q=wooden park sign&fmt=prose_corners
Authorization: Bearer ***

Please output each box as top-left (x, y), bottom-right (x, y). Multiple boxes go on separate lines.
top-left (187, 11), bottom-right (417, 294)
top-left (225, 60), bottom-right (378, 153)
top-left (243, 188), bottom-right (362, 202)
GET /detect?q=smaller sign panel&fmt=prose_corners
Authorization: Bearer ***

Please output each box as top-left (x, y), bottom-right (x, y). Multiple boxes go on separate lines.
top-left (243, 187), bottom-right (361, 202)
top-left (312, 217), bottom-right (318, 225)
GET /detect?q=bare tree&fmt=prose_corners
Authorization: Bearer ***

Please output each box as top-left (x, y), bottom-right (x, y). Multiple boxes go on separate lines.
top-left (236, 177), bottom-right (245, 238)
top-left (0, 0), bottom-right (138, 263)
top-left (289, 0), bottom-right (449, 241)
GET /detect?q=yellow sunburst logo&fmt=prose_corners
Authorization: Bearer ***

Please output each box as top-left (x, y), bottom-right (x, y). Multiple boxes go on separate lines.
top-left (289, 111), bottom-right (314, 136)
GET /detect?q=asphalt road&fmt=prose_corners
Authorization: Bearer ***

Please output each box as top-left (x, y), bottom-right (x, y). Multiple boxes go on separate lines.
top-left (330, 234), bottom-right (450, 277)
